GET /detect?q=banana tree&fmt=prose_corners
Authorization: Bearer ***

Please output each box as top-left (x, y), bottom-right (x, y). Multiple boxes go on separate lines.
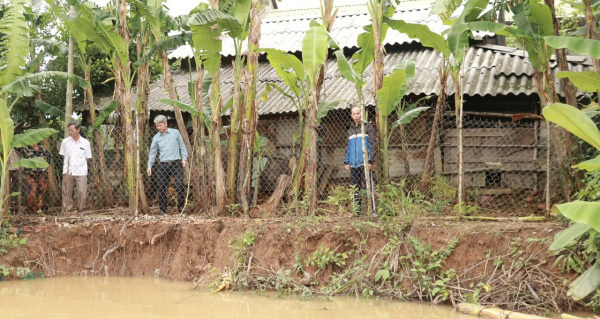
top-left (543, 74), bottom-right (600, 299)
top-left (332, 6), bottom-right (391, 215)
top-left (302, 0), bottom-right (338, 214)
top-left (159, 67), bottom-right (214, 213)
top-left (269, 31), bottom-right (326, 213)
top-left (63, 23), bottom-right (118, 210)
top-left (24, 0), bottom-right (66, 205)
top-left (129, 0), bottom-right (191, 213)
top-left (136, 0), bottom-right (194, 204)
top-left (186, 1), bottom-right (257, 210)
top-left (238, 0), bottom-right (263, 213)
top-left (0, 100), bottom-right (56, 221)
top-left (0, 0), bottom-right (86, 220)
top-left (222, 0), bottom-right (254, 205)
top-left (263, 23), bottom-right (335, 214)
top-left (499, 0), bottom-right (578, 213)
top-left (385, 0), bottom-right (505, 212)
top-left (188, 1), bottom-right (243, 214)
top-left (377, 58), bottom-right (429, 176)
top-left (367, 0), bottom-right (396, 184)
top-left (68, 0), bottom-right (138, 214)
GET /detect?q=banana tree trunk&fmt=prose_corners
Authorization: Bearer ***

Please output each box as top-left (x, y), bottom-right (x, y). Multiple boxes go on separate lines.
top-left (227, 57), bottom-right (244, 204)
top-left (38, 117), bottom-right (59, 206)
top-left (193, 68), bottom-right (212, 212)
top-left (32, 53), bottom-right (59, 205)
top-left (533, 65), bottom-right (557, 217)
top-left (161, 51), bottom-right (195, 210)
top-left (360, 107), bottom-right (373, 215)
top-left (64, 15), bottom-right (75, 137)
top-left (1, 165), bottom-right (9, 220)
top-left (84, 61), bottom-right (116, 209)
top-left (452, 68), bottom-right (464, 215)
top-left (373, 21), bottom-right (386, 185)
top-left (161, 52), bottom-right (192, 158)
top-left (546, 0), bottom-right (582, 200)
top-left (117, 0), bottom-right (137, 215)
top-left (134, 46), bottom-right (150, 214)
top-left (211, 70), bottom-right (227, 215)
top-left (399, 125), bottom-right (410, 175)
top-left (305, 89), bottom-right (320, 214)
top-left (421, 62), bottom-right (448, 185)
top-left (586, 0), bottom-right (600, 100)
top-left (238, 0), bottom-right (262, 214)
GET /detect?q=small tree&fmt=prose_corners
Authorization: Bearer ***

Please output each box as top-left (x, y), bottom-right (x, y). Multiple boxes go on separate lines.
top-left (544, 70), bottom-right (600, 298)
top-left (263, 22), bottom-right (335, 214)
top-left (0, 0), bottom-right (88, 221)
top-left (188, 1), bottom-right (242, 214)
top-left (385, 0), bottom-right (505, 212)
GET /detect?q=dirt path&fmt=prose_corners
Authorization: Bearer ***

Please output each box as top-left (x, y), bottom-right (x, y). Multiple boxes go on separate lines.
top-left (1, 212), bottom-right (584, 314)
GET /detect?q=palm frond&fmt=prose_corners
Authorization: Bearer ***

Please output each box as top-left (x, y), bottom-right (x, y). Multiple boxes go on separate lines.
top-left (432, 0), bottom-right (463, 20)
top-left (188, 8), bottom-right (241, 34)
top-left (0, 0), bottom-right (30, 87)
top-left (3, 71), bottom-right (89, 97)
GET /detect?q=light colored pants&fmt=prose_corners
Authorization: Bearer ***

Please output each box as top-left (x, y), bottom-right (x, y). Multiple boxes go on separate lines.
top-left (62, 174), bottom-right (87, 212)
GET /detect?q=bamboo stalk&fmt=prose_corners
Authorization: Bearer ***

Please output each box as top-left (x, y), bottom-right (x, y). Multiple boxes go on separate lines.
top-left (422, 216), bottom-right (546, 222)
top-left (360, 105), bottom-right (372, 216)
top-left (456, 303), bottom-right (549, 319)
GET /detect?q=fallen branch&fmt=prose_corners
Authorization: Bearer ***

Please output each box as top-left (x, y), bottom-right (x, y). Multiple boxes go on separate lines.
top-left (422, 216), bottom-right (547, 222)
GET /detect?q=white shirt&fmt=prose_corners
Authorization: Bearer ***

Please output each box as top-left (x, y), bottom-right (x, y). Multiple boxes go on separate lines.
top-left (59, 136), bottom-right (92, 176)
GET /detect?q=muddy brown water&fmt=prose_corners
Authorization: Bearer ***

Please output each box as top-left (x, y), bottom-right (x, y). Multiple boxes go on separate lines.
top-left (0, 277), bottom-right (476, 319)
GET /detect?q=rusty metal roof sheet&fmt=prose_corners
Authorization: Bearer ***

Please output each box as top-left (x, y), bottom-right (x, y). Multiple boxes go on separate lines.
top-left (80, 44), bottom-right (593, 114)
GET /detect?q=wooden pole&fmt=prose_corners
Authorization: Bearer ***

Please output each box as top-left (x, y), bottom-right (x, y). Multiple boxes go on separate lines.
top-left (456, 303), bottom-right (571, 319)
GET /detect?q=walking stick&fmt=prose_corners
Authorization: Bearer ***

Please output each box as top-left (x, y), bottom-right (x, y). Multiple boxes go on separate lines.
top-left (369, 170), bottom-right (376, 216)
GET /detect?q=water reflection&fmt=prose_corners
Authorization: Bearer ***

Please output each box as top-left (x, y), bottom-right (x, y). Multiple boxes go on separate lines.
top-left (0, 277), bottom-right (475, 319)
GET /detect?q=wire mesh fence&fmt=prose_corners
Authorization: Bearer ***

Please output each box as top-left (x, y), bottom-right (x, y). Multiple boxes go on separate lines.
top-left (8, 106), bottom-right (551, 216)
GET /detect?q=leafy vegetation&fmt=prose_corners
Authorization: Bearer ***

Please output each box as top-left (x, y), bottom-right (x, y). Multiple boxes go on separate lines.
top-left (544, 74), bottom-right (600, 299)
top-left (306, 245), bottom-right (350, 272)
top-left (0, 224), bottom-right (30, 280)
top-left (376, 175), bottom-right (455, 217)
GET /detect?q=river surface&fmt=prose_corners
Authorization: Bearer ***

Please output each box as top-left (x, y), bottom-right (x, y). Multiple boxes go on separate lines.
top-left (0, 277), bottom-right (519, 319)
top-left (0, 277), bottom-right (475, 319)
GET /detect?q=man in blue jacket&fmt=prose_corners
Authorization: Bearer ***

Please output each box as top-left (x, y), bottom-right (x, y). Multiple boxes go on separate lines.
top-left (344, 106), bottom-right (376, 214)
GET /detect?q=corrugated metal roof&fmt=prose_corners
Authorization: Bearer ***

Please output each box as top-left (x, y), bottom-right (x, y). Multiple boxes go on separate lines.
top-left (220, 0), bottom-right (488, 56)
top-left (79, 45), bottom-right (593, 115)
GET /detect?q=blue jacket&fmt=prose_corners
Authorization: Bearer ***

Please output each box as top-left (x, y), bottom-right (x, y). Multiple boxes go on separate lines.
top-left (344, 122), bottom-right (376, 168)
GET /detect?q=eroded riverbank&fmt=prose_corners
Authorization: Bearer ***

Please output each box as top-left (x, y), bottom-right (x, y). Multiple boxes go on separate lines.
top-left (1, 214), bottom-right (584, 314)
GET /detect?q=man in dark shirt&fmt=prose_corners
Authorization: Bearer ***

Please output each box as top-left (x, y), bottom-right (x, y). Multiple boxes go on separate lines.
top-left (17, 144), bottom-right (51, 213)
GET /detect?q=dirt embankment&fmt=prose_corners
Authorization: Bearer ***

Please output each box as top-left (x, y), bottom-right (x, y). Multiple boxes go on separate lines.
top-left (2, 214), bottom-right (584, 313)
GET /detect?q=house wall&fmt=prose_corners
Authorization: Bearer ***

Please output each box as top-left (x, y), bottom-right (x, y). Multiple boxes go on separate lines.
top-left (254, 96), bottom-right (544, 194)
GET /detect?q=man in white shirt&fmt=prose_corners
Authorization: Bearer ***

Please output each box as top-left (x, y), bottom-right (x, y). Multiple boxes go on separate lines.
top-left (59, 121), bottom-right (92, 214)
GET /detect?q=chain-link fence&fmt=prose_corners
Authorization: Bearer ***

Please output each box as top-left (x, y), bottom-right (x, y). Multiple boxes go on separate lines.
top-left (8, 106), bottom-right (551, 216)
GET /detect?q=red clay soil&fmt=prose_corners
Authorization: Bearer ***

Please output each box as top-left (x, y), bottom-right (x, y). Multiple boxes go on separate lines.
top-left (1, 213), bottom-right (587, 314)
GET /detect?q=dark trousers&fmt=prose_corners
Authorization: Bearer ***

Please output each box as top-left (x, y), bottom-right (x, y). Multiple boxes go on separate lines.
top-left (350, 167), bottom-right (374, 213)
top-left (156, 161), bottom-right (185, 212)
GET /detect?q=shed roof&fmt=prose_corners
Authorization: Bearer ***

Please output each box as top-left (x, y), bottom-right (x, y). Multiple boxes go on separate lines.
top-left (78, 44), bottom-right (593, 115)
top-left (219, 0), bottom-right (490, 56)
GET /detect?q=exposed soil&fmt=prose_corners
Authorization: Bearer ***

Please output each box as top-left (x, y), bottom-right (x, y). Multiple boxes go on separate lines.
top-left (1, 211), bottom-right (587, 314)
